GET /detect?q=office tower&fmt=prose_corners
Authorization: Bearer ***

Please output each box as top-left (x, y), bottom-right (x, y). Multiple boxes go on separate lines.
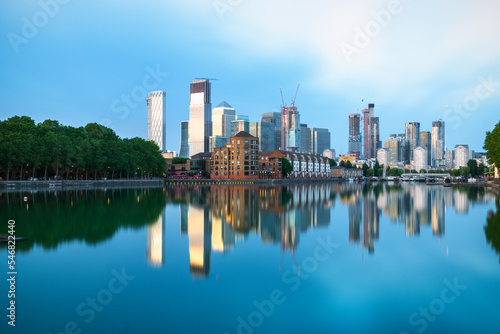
top-left (414, 146), bottom-right (428, 172)
top-left (362, 104), bottom-right (379, 159)
top-left (250, 121), bottom-right (274, 151)
top-left (377, 148), bottom-right (389, 166)
top-left (454, 145), bottom-right (469, 169)
top-left (281, 106), bottom-right (301, 150)
top-left (179, 121), bottom-right (189, 158)
top-left (146, 210), bottom-right (166, 267)
top-left (300, 124), bottom-right (311, 153)
top-left (444, 150), bottom-right (454, 169)
top-left (348, 113), bottom-right (362, 156)
top-left (405, 122), bottom-right (420, 163)
top-left (384, 137), bottom-right (400, 163)
top-left (188, 79), bottom-right (212, 156)
top-left (212, 101), bottom-right (236, 139)
top-left (420, 131), bottom-right (431, 167)
top-left (209, 136), bottom-right (228, 152)
top-left (310, 128), bottom-right (331, 155)
top-left (431, 120), bottom-right (445, 167)
top-left (468, 150), bottom-right (475, 161)
top-left (262, 112), bottom-right (281, 151)
top-left (231, 115), bottom-right (249, 136)
top-left (323, 149), bottom-right (336, 160)
top-left (146, 91), bottom-right (166, 151)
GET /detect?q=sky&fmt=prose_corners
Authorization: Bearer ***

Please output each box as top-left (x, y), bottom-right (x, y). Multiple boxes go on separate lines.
top-left (1, 0), bottom-right (499, 154)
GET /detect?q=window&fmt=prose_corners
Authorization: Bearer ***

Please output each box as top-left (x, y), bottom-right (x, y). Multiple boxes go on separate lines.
top-left (237, 140), bottom-right (240, 144)
top-left (244, 140), bottom-right (249, 144)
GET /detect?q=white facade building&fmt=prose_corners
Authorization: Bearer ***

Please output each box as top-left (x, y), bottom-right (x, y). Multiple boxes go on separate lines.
top-left (146, 91), bottom-right (166, 151)
top-left (414, 146), bottom-right (428, 172)
top-left (454, 145), bottom-right (469, 169)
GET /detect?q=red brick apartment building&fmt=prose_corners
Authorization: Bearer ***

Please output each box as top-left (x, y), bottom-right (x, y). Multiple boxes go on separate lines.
top-left (211, 132), bottom-right (259, 179)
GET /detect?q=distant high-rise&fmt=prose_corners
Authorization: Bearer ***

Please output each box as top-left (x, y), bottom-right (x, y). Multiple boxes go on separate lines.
top-left (454, 145), bottom-right (469, 169)
top-left (420, 131), bottom-right (431, 168)
top-left (179, 121), bottom-right (189, 158)
top-left (281, 106), bottom-right (300, 150)
top-left (212, 101), bottom-right (236, 139)
top-left (231, 116), bottom-right (249, 137)
top-left (250, 121), bottom-right (274, 151)
top-left (405, 122), bottom-right (420, 163)
top-left (188, 79), bottom-right (212, 156)
top-left (261, 112), bottom-right (281, 151)
top-left (414, 146), bottom-right (428, 172)
top-left (300, 124), bottom-right (311, 153)
top-left (310, 128), bottom-right (331, 155)
top-left (444, 150), bottom-right (454, 169)
top-left (377, 148), bottom-right (389, 167)
top-left (146, 91), bottom-right (166, 151)
top-left (362, 104), bottom-right (379, 159)
top-left (431, 120), bottom-right (445, 167)
top-left (348, 113), bottom-right (361, 156)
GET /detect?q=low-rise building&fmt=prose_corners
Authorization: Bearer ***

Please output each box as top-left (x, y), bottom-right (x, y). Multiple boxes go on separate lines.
top-left (331, 167), bottom-right (364, 179)
top-left (258, 151), bottom-right (282, 179)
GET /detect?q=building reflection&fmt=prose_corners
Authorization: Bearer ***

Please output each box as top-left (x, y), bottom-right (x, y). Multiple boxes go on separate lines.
top-left (159, 183), bottom-right (494, 276)
top-left (146, 210), bottom-right (166, 267)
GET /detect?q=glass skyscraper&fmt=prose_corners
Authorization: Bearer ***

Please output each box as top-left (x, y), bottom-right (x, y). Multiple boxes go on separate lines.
top-left (146, 91), bottom-right (166, 151)
top-left (431, 120), bottom-right (445, 167)
top-left (188, 79), bottom-right (212, 156)
top-left (179, 121), bottom-right (189, 158)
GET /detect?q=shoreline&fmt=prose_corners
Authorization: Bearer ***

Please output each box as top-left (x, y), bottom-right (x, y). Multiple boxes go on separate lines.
top-left (0, 179), bottom-right (164, 191)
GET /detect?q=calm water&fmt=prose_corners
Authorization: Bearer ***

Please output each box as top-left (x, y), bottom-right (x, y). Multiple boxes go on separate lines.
top-left (1, 184), bottom-right (499, 334)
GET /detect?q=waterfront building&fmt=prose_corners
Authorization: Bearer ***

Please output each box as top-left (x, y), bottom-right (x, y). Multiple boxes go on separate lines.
top-left (188, 79), bottom-right (212, 156)
top-left (300, 124), bottom-right (312, 154)
top-left (405, 122), bottom-right (420, 163)
top-left (444, 150), bottom-right (454, 169)
top-left (281, 106), bottom-right (301, 151)
top-left (179, 121), bottom-right (189, 158)
top-left (331, 167), bottom-right (363, 179)
top-left (211, 131), bottom-right (259, 179)
top-left (348, 113), bottom-right (362, 156)
top-left (431, 120), bottom-right (445, 167)
top-left (420, 131), bottom-right (431, 167)
top-left (454, 145), bottom-right (469, 169)
top-left (377, 148), bottom-right (389, 167)
top-left (310, 127), bottom-right (331, 155)
top-left (414, 146), bottom-right (428, 172)
top-left (146, 91), bottom-right (166, 151)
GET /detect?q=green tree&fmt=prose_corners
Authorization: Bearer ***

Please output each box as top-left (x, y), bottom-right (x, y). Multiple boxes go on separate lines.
top-left (467, 159), bottom-right (478, 177)
top-left (345, 160), bottom-right (353, 169)
top-left (484, 120), bottom-right (500, 168)
top-left (485, 203), bottom-right (500, 263)
top-left (173, 157), bottom-right (188, 164)
top-left (362, 163), bottom-right (369, 176)
top-left (339, 160), bottom-right (346, 167)
top-left (328, 159), bottom-right (337, 167)
top-left (281, 157), bottom-right (292, 177)
top-left (367, 168), bottom-right (374, 177)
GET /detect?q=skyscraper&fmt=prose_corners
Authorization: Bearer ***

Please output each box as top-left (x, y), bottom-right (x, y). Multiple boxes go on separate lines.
top-left (212, 101), bottom-right (236, 139)
top-left (362, 104), bottom-right (379, 159)
top-left (431, 120), bottom-right (445, 167)
top-left (281, 106), bottom-right (300, 150)
top-left (188, 79), bottom-right (212, 156)
top-left (262, 112), bottom-right (281, 151)
top-left (300, 124), bottom-right (311, 153)
top-left (414, 146), bottom-right (428, 172)
top-left (231, 116), bottom-right (249, 136)
top-left (420, 131), bottom-right (431, 168)
top-left (405, 122), bottom-right (420, 163)
top-left (454, 145), bottom-right (469, 169)
top-left (146, 91), bottom-right (166, 151)
top-left (310, 128), bottom-right (331, 155)
top-left (377, 148), bottom-right (389, 167)
top-left (348, 113), bottom-right (361, 156)
top-left (179, 121), bottom-right (189, 158)
top-left (250, 121), bottom-right (275, 152)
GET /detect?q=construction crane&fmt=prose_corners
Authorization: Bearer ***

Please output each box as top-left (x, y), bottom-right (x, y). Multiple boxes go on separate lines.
top-left (279, 84), bottom-right (301, 150)
top-left (291, 83), bottom-right (300, 107)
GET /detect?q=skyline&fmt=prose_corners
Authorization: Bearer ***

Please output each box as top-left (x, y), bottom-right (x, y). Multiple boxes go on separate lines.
top-left (1, 0), bottom-right (499, 154)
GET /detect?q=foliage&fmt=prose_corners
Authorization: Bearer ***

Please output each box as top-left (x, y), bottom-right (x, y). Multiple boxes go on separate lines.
top-left (467, 159), bottom-right (478, 177)
top-left (328, 159), bottom-right (337, 167)
top-left (484, 120), bottom-right (500, 168)
top-left (172, 157), bottom-right (188, 164)
top-left (281, 157), bottom-right (293, 177)
top-left (0, 116), bottom-right (165, 180)
top-left (362, 163), bottom-right (369, 176)
top-left (485, 203), bottom-right (500, 263)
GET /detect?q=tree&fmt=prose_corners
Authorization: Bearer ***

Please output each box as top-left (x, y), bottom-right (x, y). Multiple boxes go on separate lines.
top-left (345, 160), bottom-right (353, 169)
top-left (419, 169), bottom-right (427, 173)
top-left (339, 160), bottom-right (346, 167)
top-left (173, 157), bottom-right (188, 164)
top-left (484, 120), bottom-right (500, 168)
top-left (362, 163), bottom-right (369, 176)
top-left (373, 161), bottom-right (381, 176)
top-left (281, 157), bottom-right (292, 178)
top-left (467, 159), bottom-right (478, 177)
top-left (328, 159), bottom-right (337, 167)
top-left (367, 168), bottom-right (374, 177)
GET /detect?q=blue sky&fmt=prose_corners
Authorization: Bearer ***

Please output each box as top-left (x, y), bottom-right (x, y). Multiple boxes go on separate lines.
top-left (1, 0), bottom-right (499, 154)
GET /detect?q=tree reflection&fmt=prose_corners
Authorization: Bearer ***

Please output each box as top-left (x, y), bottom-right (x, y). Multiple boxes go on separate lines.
top-left (485, 202), bottom-right (500, 263)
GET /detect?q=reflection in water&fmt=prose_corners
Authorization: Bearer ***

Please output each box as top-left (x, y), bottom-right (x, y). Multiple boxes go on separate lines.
top-left (146, 210), bottom-right (166, 267)
top-left (162, 183), bottom-right (495, 277)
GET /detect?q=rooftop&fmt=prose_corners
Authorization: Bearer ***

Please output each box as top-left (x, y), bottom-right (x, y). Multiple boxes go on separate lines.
top-left (215, 101), bottom-right (233, 109)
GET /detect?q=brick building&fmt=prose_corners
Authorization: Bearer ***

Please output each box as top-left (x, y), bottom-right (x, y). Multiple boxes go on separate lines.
top-left (258, 151), bottom-right (283, 179)
top-left (210, 131), bottom-right (259, 179)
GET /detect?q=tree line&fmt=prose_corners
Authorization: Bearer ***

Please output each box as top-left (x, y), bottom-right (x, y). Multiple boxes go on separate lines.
top-left (0, 116), bottom-right (166, 180)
